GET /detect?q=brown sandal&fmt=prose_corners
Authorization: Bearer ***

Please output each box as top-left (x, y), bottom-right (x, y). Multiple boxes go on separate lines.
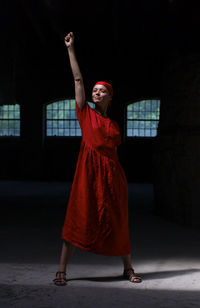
top-left (53, 271), bottom-right (67, 286)
top-left (123, 268), bottom-right (142, 283)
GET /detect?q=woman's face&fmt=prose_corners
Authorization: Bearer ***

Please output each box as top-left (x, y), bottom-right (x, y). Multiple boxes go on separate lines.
top-left (92, 84), bottom-right (111, 107)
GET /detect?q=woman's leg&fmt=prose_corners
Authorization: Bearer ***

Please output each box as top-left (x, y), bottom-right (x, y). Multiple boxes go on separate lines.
top-left (58, 240), bottom-right (75, 272)
top-left (121, 254), bottom-right (142, 283)
top-left (53, 240), bottom-right (75, 285)
top-left (121, 254), bottom-right (132, 269)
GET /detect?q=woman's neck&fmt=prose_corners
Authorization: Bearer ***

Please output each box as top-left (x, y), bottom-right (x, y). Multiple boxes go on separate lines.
top-left (95, 105), bottom-right (108, 117)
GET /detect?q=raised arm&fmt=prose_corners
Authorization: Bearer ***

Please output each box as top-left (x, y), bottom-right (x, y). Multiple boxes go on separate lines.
top-left (64, 32), bottom-right (86, 110)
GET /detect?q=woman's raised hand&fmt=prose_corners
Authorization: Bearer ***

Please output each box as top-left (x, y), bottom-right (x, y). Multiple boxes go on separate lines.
top-left (64, 31), bottom-right (86, 109)
top-left (64, 32), bottom-right (74, 48)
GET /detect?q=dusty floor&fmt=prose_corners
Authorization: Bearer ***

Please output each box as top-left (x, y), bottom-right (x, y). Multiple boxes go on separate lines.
top-left (0, 181), bottom-right (200, 308)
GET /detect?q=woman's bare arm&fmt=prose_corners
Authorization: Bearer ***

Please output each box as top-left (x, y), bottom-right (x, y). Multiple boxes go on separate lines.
top-left (64, 32), bottom-right (86, 109)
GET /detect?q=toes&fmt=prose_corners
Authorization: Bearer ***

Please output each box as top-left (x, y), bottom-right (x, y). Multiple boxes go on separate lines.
top-left (131, 276), bottom-right (142, 283)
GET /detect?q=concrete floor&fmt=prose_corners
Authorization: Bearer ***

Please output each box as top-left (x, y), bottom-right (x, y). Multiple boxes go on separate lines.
top-left (0, 181), bottom-right (200, 308)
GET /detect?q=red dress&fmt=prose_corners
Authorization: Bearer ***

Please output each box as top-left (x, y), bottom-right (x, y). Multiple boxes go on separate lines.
top-left (61, 101), bottom-right (130, 256)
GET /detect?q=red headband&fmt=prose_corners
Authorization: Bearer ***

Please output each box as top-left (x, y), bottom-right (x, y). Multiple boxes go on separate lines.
top-left (94, 81), bottom-right (114, 97)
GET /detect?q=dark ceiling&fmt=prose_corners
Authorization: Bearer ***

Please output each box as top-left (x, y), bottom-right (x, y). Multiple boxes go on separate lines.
top-left (1, 0), bottom-right (200, 106)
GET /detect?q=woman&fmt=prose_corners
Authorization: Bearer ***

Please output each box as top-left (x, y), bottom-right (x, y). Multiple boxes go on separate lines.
top-left (53, 32), bottom-right (142, 286)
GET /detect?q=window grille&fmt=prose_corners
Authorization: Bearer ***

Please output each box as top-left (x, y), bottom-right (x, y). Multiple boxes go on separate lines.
top-left (0, 104), bottom-right (20, 136)
top-left (46, 99), bottom-right (94, 136)
top-left (127, 99), bottom-right (160, 137)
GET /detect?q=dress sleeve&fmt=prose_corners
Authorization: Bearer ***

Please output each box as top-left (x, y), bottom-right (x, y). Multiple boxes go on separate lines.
top-left (75, 101), bottom-right (88, 131)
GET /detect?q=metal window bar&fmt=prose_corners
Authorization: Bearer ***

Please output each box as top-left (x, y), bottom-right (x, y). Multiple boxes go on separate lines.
top-left (127, 99), bottom-right (160, 137)
top-left (46, 100), bottom-right (94, 137)
top-left (0, 105), bottom-right (20, 136)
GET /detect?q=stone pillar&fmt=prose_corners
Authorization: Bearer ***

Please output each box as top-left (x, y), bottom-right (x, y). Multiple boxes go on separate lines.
top-left (154, 53), bottom-right (200, 227)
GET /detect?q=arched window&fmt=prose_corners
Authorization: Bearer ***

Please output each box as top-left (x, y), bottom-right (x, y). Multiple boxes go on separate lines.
top-left (46, 99), bottom-right (94, 136)
top-left (126, 99), bottom-right (160, 137)
top-left (0, 104), bottom-right (20, 136)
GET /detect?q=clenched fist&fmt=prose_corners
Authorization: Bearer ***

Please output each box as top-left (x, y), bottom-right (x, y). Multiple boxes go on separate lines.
top-left (64, 32), bottom-right (74, 48)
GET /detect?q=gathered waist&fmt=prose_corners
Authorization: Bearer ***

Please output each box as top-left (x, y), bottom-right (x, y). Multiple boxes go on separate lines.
top-left (81, 140), bottom-right (119, 162)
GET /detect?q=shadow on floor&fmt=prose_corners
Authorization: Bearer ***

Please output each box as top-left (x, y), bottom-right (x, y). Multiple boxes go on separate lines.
top-left (66, 268), bottom-right (200, 282)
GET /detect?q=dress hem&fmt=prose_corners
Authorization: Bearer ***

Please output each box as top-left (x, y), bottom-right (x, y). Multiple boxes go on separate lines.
top-left (61, 235), bottom-right (131, 257)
